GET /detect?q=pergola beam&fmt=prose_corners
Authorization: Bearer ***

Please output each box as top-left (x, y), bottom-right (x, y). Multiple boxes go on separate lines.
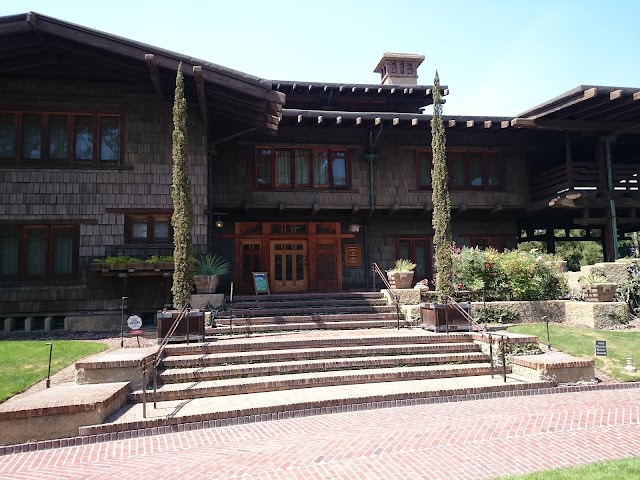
top-left (145, 54), bottom-right (164, 98)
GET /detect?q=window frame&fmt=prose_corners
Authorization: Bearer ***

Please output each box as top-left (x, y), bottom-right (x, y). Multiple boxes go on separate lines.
top-left (0, 224), bottom-right (79, 282)
top-left (415, 148), bottom-right (504, 190)
top-left (394, 236), bottom-right (432, 281)
top-left (255, 145), bottom-right (350, 190)
top-left (0, 111), bottom-right (122, 166)
top-left (470, 236), bottom-right (506, 252)
top-left (125, 213), bottom-right (173, 245)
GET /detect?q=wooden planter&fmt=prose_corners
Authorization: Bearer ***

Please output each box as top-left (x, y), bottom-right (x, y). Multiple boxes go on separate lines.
top-left (156, 309), bottom-right (204, 343)
top-left (387, 271), bottom-right (415, 289)
top-left (582, 283), bottom-right (617, 302)
top-left (420, 302), bottom-right (471, 332)
top-left (193, 275), bottom-right (220, 294)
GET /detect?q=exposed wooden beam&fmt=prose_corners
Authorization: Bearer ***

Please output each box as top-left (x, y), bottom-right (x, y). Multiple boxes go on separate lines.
top-left (193, 66), bottom-right (208, 126)
top-left (335, 116), bottom-right (342, 126)
top-left (501, 121), bottom-right (510, 128)
top-left (411, 118), bottom-right (419, 127)
top-left (387, 203), bottom-right (400, 217)
top-left (311, 203), bottom-right (320, 216)
top-left (527, 87), bottom-right (598, 120)
top-left (316, 115), bottom-right (323, 125)
top-left (145, 54), bottom-right (164, 98)
top-left (511, 117), bottom-right (640, 133)
top-left (484, 121), bottom-right (492, 128)
top-left (392, 117), bottom-right (400, 126)
top-left (448, 120), bottom-right (456, 128)
top-left (355, 117), bottom-right (362, 126)
top-left (278, 203), bottom-right (285, 215)
top-left (374, 117), bottom-right (382, 126)
top-left (466, 120), bottom-right (474, 128)
top-left (574, 217), bottom-right (640, 226)
top-left (491, 204), bottom-right (503, 214)
top-left (352, 204), bottom-right (360, 215)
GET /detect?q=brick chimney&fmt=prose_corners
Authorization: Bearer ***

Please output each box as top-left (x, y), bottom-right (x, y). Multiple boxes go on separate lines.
top-left (373, 53), bottom-right (425, 85)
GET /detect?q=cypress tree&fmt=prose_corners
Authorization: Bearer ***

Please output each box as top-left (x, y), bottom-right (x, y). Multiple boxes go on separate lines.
top-left (431, 71), bottom-right (454, 299)
top-left (171, 62), bottom-right (195, 308)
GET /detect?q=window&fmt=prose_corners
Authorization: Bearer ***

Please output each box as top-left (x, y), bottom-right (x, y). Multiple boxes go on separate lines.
top-left (126, 213), bottom-right (172, 244)
top-left (0, 225), bottom-right (77, 281)
top-left (416, 149), bottom-right (503, 190)
top-left (255, 146), bottom-right (349, 189)
top-left (470, 236), bottom-right (505, 251)
top-left (0, 112), bottom-right (120, 165)
top-left (396, 237), bottom-right (431, 280)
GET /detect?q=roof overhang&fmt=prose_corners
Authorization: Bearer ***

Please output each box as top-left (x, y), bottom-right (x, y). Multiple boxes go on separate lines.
top-left (0, 12), bottom-right (285, 133)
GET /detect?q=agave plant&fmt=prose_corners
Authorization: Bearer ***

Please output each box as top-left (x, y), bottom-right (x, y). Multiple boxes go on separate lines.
top-left (195, 254), bottom-right (230, 276)
top-left (388, 259), bottom-right (417, 273)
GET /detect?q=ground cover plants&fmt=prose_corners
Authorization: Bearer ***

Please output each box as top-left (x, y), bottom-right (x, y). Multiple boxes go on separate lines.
top-left (0, 340), bottom-right (107, 402)
top-left (508, 323), bottom-right (640, 382)
top-left (499, 456), bottom-right (640, 479)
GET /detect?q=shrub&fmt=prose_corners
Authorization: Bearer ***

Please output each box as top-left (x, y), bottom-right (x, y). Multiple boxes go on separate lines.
top-left (453, 247), bottom-right (568, 301)
top-left (616, 263), bottom-right (640, 317)
top-left (475, 305), bottom-right (520, 324)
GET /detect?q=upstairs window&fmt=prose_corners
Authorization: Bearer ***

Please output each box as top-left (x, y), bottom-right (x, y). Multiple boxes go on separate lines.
top-left (255, 146), bottom-right (349, 189)
top-left (126, 213), bottom-right (172, 244)
top-left (416, 149), bottom-right (503, 190)
top-left (0, 112), bottom-right (121, 166)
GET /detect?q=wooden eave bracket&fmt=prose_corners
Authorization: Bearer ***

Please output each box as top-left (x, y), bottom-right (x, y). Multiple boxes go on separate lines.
top-left (193, 66), bottom-right (208, 127)
top-left (145, 54), bottom-right (165, 98)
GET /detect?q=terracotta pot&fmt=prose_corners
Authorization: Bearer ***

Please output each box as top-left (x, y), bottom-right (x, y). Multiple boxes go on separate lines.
top-left (193, 275), bottom-right (220, 294)
top-left (387, 271), bottom-right (415, 289)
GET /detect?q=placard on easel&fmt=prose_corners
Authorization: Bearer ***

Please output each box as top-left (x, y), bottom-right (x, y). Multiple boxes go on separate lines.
top-left (252, 272), bottom-right (270, 295)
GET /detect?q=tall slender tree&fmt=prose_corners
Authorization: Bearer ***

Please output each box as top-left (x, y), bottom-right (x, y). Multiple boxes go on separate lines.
top-left (171, 62), bottom-right (195, 308)
top-left (431, 71), bottom-right (454, 299)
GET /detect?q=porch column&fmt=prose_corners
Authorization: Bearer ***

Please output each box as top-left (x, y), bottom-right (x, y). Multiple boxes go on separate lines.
top-left (599, 138), bottom-right (619, 261)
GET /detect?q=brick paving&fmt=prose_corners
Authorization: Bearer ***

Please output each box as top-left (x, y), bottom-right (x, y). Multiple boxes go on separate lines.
top-left (1, 387), bottom-right (639, 479)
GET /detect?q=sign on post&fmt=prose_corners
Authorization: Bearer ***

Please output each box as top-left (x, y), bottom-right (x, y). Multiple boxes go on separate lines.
top-left (252, 272), bottom-right (270, 295)
top-left (595, 340), bottom-right (607, 356)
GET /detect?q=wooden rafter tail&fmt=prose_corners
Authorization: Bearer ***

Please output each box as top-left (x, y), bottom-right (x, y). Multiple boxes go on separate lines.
top-left (500, 120), bottom-right (510, 128)
top-left (144, 54), bottom-right (164, 98)
top-left (484, 120), bottom-right (492, 129)
top-left (193, 66), bottom-right (208, 126)
top-left (448, 120), bottom-right (456, 128)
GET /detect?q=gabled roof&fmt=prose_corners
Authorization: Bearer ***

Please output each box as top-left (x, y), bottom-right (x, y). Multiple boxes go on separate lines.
top-left (0, 12), bottom-right (285, 133)
top-left (512, 85), bottom-right (640, 134)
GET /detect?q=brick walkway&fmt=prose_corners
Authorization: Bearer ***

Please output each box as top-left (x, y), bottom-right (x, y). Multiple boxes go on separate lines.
top-left (1, 387), bottom-right (639, 479)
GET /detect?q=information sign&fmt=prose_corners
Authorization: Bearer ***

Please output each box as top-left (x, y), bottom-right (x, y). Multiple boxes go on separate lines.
top-left (595, 340), bottom-right (607, 356)
top-left (127, 314), bottom-right (142, 330)
top-left (252, 272), bottom-right (270, 295)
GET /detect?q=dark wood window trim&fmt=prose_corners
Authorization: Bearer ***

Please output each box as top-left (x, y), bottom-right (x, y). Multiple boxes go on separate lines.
top-left (0, 111), bottom-right (122, 167)
top-left (0, 224), bottom-right (79, 282)
top-left (394, 236), bottom-right (432, 281)
top-left (255, 145), bottom-right (350, 190)
top-left (125, 213), bottom-right (173, 245)
top-left (469, 236), bottom-right (506, 252)
top-left (416, 148), bottom-right (504, 191)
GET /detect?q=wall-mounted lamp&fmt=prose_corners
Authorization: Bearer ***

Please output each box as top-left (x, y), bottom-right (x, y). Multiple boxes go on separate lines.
top-left (348, 215), bottom-right (360, 234)
top-left (215, 216), bottom-right (224, 228)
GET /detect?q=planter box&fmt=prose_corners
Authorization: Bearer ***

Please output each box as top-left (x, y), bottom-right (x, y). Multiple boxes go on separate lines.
top-left (582, 283), bottom-right (617, 302)
top-left (157, 309), bottom-right (204, 343)
top-left (420, 302), bottom-right (471, 332)
top-left (387, 271), bottom-right (415, 289)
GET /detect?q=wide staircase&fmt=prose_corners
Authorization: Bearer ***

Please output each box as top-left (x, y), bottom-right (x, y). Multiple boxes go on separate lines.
top-left (209, 291), bottom-right (406, 335)
top-left (78, 292), bottom-right (552, 436)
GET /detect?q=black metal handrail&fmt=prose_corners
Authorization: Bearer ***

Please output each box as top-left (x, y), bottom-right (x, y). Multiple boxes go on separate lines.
top-left (441, 295), bottom-right (484, 332)
top-left (140, 304), bottom-right (190, 416)
top-left (371, 262), bottom-right (403, 330)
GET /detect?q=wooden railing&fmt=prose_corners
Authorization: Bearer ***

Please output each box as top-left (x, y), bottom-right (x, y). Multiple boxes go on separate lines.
top-left (531, 162), bottom-right (640, 200)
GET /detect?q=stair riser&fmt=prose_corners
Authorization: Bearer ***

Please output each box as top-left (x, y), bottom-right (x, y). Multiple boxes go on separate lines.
top-left (158, 353), bottom-right (491, 383)
top-left (207, 321), bottom-right (415, 336)
top-left (162, 344), bottom-right (481, 368)
top-left (130, 365), bottom-right (510, 402)
top-left (231, 299), bottom-right (389, 309)
top-left (212, 314), bottom-right (399, 326)
top-left (231, 292), bottom-right (385, 302)
top-left (165, 332), bottom-right (474, 356)
top-left (219, 306), bottom-right (396, 318)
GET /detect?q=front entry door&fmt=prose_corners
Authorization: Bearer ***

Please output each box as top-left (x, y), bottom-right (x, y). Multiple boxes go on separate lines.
top-left (270, 240), bottom-right (308, 292)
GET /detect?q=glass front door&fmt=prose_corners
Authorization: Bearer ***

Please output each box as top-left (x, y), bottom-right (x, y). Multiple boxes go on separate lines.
top-left (270, 240), bottom-right (308, 292)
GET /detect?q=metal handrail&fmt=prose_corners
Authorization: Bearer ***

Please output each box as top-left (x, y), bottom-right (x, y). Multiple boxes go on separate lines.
top-left (146, 304), bottom-right (190, 414)
top-left (441, 295), bottom-right (485, 332)
top-left (371, 262), bottom-right (402, 330)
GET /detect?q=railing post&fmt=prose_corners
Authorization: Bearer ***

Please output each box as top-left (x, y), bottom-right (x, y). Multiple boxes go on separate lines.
top-left (142, 361), bottom-right (147, 419)
top-left (153, 362), bottom-right (158, 409)
top-left (501, 336), bottom-right (507, 383)
top-left (186, 308), bottom-right (190, 345)
top-left (488, 333), bottom-right (494, 379)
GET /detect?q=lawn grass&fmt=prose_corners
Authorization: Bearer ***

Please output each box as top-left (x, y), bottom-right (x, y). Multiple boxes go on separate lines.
top-left (508, 323), bottom-right (640, 382)
top-left (0, 340), bottom-right (108, 402)
top-left (499, 456), bottom-right (640, 479)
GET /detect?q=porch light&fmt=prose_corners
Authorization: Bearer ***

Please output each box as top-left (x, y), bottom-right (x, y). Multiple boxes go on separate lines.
top-left (348, 216), bottom-right (360, 234)
top-left (215, 216), bottom-right (223, 228)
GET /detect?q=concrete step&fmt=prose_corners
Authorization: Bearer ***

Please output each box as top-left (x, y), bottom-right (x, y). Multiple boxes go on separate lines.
top-left (163, 330), bottom-right (475, 357)
top-left (206, 319), bottom-right (414, 336)
top-left (211, 312), bottom-right (400, 326)
top-left (81, 374), bottom-right (553, 437)
top-left (218, 304), bottom-right (396, 318)
top-left (130, 363), bottom-right (506, 402)
top-left (230, 292), bottom-right (385, 303)
top-left (160, 342), bottom-right (482, 368)
top-left (157, 352), bottom-right (491, 383)
top-left (230, 297), bottom-right (389, 310)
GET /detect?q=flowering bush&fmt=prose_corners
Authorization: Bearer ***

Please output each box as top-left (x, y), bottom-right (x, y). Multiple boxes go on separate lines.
top-left (452, 247), bottom-right (568, 301)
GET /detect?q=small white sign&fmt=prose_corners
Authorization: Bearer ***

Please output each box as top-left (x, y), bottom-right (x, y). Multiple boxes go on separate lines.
top-left (127, 314), bottom-right (142, 330)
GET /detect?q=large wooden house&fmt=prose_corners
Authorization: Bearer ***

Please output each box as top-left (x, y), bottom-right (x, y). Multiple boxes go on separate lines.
top-left (1, 13), bottom-right (639, 317)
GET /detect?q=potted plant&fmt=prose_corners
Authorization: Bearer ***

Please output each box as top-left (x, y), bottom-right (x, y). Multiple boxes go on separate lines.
top-left (579, 271), bottom-right (617, 302)
top-left (386, 259), bottom-right (417, 289)
top-left (193, 254), bottom-right (230, 294)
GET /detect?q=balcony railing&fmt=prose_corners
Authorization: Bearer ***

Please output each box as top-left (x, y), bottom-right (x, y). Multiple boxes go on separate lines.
top-left (531, 162), bottom-right (640, 200)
